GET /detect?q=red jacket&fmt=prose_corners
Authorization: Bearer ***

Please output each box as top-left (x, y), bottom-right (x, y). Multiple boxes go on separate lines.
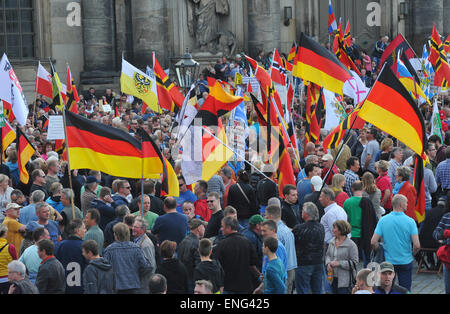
top-left (398, 181), bottom-right (417, 221)
top-left (194, 198), bottom-right (211, 222)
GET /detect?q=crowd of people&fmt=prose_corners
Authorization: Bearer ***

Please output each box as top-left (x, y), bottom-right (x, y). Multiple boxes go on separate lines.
top-left (0, 36), bottom-right (450, 295)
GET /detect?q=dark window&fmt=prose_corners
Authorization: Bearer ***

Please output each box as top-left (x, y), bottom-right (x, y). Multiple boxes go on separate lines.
top-left (0, 0), bottom-right (34, 59)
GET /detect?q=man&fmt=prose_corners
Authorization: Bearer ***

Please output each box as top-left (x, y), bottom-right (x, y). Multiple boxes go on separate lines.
top-left (133, 194), bottom-right (158, 231)
top-left (344, 156), bottom-right (360, 197)
top-left (352, 268), bottom-right (374, 294)
top-left (303, 176), bottom-right (325, 219)
top-left (220, 166), bottom-right (236, 208)
top-left (26, 202), bottom-right (61, 246)
top-left (204, 192), bottom-right (224, 239)
top-left (60, 188), bottom-right (83, 239)
top-left (132, 217), bottom-right (156, 293)
top-left (83, 208), bottom-right (104, 256)
top-left (194, 180), bottom-right (210, 221)
top-left (44, 160), bottom-right (60, 193)
top-left (103, 222), bottom-right (152, 294)
top-left (29, 169), bottom-right (49, 200)
top-left (177, 218), bottom-right (206, 293)
top-left (361, 128), bottom-right (380, 174)
top-left (35, 239), bottom-right (66, 294)
top-left (81, 239), bottom-right (115, 294)
top-left (262, 236), bottom-right (286, 294)
top-left (7, 260), bottom-right (39, 294)
top-left (435, 146), bottom-right (450, 195)
top-left (151, 197), bottom-right (188, 245)
top-left (176, 176), bottom-right (197, 214)
top-left (90, 186), bottom-right (116, 231)
top-left (212, 216), bottom-right (259, 294)
top-left (319, 188), bottom-right (348, 245)
top-left (256, 164), bottom-right (279, 214)
top-left (242, 214), bottom-right (264, 272)
top-left (194, 279), bottom-right (214, 294)
top-left (148, 273), bottom-right (167, 294)
top-left (2, 203), bottom-right (25, 252)
top-left (207, 174), bottom-right (225, 202)
top-left (182, 201), bottom-right (204, 222)
top-left (373, 262), bottom-right (410, 294)
top-left (281, 184), bottom-right (302, 229)
top-left (428, 134), bottom-right (447, 164)
top-left (292, 202), bottom-right (325, 294)
top-left (320, 154), bottom-right (339, 186)
top-left (371, 194), bottom-right (420, 292)
top-left (19, 227), bottom-right (49, 283)
top-left (112, 180), bottom-right (131, 208)
top-left (388, 147), bottom-right (404, 189)
top-left (298, 154), bottom-right (319, 180)
top-left (343, 180), bottom-right (364, 250)
top-left (297, 163), bottom-right (321, 207)
top-left (80, 176), bottom-right (99, 216)
top-left (10, 189), bottom-right (27, 207)
top-left (194, 238), bottom-right (224, 294)
top-left (146, 179), bottom-right (165, 216)
top-left (265, 204), bottom-right (297, 294)
top-left (55, 219), bottom-right (87, 294)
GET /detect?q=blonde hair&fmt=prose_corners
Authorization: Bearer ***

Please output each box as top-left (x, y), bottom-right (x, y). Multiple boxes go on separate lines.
top-left (331, 173), bottom-right (346, 194)
top-left (380, 138), bottom-right (393, 152)
top-left (362, 172), bottom-right (377, 194)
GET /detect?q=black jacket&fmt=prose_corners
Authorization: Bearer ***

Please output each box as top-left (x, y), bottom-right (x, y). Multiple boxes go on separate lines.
top-left (281, 200), bottom-right (302, 229)
top-left (91, 199), bottom-right (116, 231)
top-left (256, 178), bottom-right (278, 206)
top-left (177, 233), bottom-right (201, 280)
top-left (156, 258), bottom-right (189, 294)
top-left (227, 182), bottom-right (259, 220)
top-left (194, 259), bottom-right (225, 293)
top-left (83, 257), bottom-right (115, 294)
top-left (292, 221), bottom-right (325, 266)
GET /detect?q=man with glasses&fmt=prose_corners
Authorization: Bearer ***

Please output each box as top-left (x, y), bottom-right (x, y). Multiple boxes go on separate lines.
top-left (29, 169), bottom-right (49, 200)
top-left (175, 176), bottom-right (197, 214)
top-left (112, 180), bottom-right (131, 209)
top-left (204, 192), bottom-right (224, 239)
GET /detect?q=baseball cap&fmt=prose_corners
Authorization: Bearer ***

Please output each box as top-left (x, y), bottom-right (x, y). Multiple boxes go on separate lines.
top-left (86, 176), bottom-right (99, 184)
top-left (311, 176), bottom-right (323, 191)
top-left (321, 154), bottom-right (333, 162)
top-left (188, 218), bottom-right (207, 230)
top-left (6, 203), bottom-right (22, 211)
top-left (262, 163), bottom-right (275, 173)
top-left (379, 262), bottom-right (395, 273)
top-left (249, 214), bottom-right (265, 225)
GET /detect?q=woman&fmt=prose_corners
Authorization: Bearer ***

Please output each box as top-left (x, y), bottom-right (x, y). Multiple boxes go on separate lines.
top-left (325, 220), bottom-right (359, 294)
top-left (378, 138), bottom-right (394, 162)
top-left (227, 170), bottom-right (259, 227)
top-left (361, 50), bottom-right (372, 74)
top-left (361, 172), bottom-right (383, 219)
top-left (0, 174), bottom-right (13, 218)
top-left (375, 160), bottom-right (392, 213)
top-left (331, 174), bottom-right (349, 207)
top-left (41, 141), bottom-right (54, 161)
top-left (5, 149), bottom-right (19, 187)
top-left (155, 240), bottom-right (189, 294)
top-left (393, 166), bottom-right (417, 221)
top-left (0, 224), bottom-right (18, 294)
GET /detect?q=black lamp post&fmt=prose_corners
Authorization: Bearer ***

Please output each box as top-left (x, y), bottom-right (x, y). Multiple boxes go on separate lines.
top-left (174, 48), bottom-right (200, 90)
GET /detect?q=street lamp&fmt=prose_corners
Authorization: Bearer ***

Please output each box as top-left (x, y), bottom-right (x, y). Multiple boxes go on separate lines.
top-left (174, 48), bottom-right (200, 90)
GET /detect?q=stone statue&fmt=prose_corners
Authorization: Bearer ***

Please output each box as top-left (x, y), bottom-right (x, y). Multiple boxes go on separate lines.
top-left (187, 0), bottom-right (230, 53)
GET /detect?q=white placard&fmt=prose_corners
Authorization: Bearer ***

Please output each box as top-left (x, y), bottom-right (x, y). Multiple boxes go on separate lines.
top-left (47, 115), bottom-right (65, 140)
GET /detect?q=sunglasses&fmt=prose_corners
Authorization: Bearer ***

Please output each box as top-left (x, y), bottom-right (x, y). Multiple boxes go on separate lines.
top-left (207, 200), bottom-right (215, 203)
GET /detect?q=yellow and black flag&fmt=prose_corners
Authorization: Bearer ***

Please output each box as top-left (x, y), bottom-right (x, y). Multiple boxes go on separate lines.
top-left (50, 61), bottom-right (65, 112)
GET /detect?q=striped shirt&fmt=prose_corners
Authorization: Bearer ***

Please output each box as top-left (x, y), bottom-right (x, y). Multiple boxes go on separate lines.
top-left (344, 170), bottom-right (359, 197)
top-left (433, 212), bottom-right (450, 245)
top-left (435, 159), bottom-right (450, 190)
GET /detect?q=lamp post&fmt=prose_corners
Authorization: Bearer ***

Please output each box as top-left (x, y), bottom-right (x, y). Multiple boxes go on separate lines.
top-left (174, 48), bottom-right (200, 92)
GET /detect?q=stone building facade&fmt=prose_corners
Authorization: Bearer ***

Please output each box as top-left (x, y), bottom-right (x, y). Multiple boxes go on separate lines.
top-left (2, 0), bottom-right (448, 103)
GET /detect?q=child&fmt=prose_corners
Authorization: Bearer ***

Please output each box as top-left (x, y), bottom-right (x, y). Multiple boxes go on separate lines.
top-left (262, 236), bottom-right (286, 294)
top-left (193, 238), bottom-right (224, 294)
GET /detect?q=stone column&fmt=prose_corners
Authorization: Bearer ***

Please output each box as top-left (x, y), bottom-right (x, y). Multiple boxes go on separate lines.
top-left (444, 0), bottom-right (450, 35)
top-left (247, 0), bottom-right (281, 57)
top-left (81, 0), bottom-right (115, 72)
top-left (131, 0), bottom-right (168, 68)
top-left (409, 0), bottom-right (443, 54)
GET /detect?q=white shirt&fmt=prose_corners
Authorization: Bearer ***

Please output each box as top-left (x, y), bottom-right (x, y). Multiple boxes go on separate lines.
top-left (320, 202), bottom-right (349, 244)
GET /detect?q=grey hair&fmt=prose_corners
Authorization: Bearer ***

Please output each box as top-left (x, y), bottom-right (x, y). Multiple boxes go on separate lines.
top-left (8, 260), bottom-right (27, 278)
top-left (35, 202), bottom-right (49, 214)
top-left (304, 154), bottom-right (318, 165)
top-left (220, 167), bottom-right (233, 179)
top-left (267, 197), bottom-right (281, 208)
top-left (396, 166), bottom-right (411, 181)
top-left (62, 188), bottom-right (74, 200)
top-left (321, 187), bottom-right (336, 201)
top-left (31, 190), bottom-right (45, 203)
top-left (302, 202), bottom-right (319, 221)
top-left (134, 216), bottom-right (148, 231)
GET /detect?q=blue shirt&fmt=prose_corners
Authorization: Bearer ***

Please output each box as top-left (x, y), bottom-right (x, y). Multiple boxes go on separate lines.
top-left (175, 190), bottom-right (197, 213)
top-left (151, 212), bottom-right (188, 245)
top-left (435, 159), bottom-right (450, 190)
top-left (26, 220), bottom-right (62, 246)
top-left (276, 220), bottom-right (297, 271)
top-left (262, 240), bottom-right (287, 277)
top-left (374, 211), bottom-right (418, 265)
top-left (297, 178), bottom-right (312, 207)
top-left (263, 257), bottom-right (286, 294)
top-left (19, 204), bottom-right (38, 225)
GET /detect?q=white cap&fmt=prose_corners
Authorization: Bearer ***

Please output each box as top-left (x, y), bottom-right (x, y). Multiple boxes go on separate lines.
top-left (311, 176), bottom-right (323, 191)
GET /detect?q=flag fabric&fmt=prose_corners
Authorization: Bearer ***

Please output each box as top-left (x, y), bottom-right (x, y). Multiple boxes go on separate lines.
top-left (395, 52), bottom-right (430, 105)
top-left (2, 119), bottom-right (16, 161)
top-left (50, 61), bottom-right (65, 112)
top-left (2, 100), bottom-right (16, 124)
top-left (55, 139), bottom-right (68, 161)
top-left (431, 97), bottom-right (444, 142)
top-left (293, 33), bottom-right (353, 95)
top-left (65, 110), bottom-right (172, 180)
top-left (176, 84), bottom-right (199, 142)
top-left (420, 44), bottom-right (435, 100)
top-left (323, 89), bottom-right (343, 131)
top-left (35, 62), bottom-right (53, 99)
top-left (344, 20), bottom-right (352, 48)
top-left (357, 65), bottom-right (428, 160)
top-left (288, 42), bottom-right (297, 63)
top-left (333, 21), bottom-right (361, 76)
top-left (429, 25), bottom-right (450, 87)
top-left (342, 70), bottom-right (369, 104)
top-left (270, 48), bottom-right (288, 85)
top-left (304, 82), bottom-right (325, 145)
top-left (153, 53), bottom-right (185, 111)
top-left (323, 103), bottom-right (365, 151)
top-left (328, 0), bottom-right (337, 34)
top-left (379, 33), bottom-right (416, 71)
top-left (121, 58), bottom-right (159, 112)
top-left (444, 34), bottom-right (450, 54)
top-left (0, 54), bottom-right (29, 126)
top-left (16, 128), bottom-right (35, 184)
top-left (66, 66), bottom-right (79, 114)
top-left (413, 155), bottom-right (426, 223)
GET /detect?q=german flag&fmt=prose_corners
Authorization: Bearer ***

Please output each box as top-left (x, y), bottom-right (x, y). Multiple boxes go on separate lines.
top-left (358, 65), bottom-right (427, 160)
top-left (66, 66), bottom-right (79, 114)
top-left (304, 83), bottom-right (324, 146)
top-left (153, 53), bottom-right (185, 111)
top-left (429, 25), bottom-right (450, 87)
top-left (412, 155), bottom-right (425, 223)
top-left (196, 79), bottom-right (243, 126)
top-left (323, 104), bottom-right (365, 151)
top-left (379, 33), bottom-right (415, 71)
top-left (293, 32), bottom-right (352, 95)
top-left (139, 129), bottom-right (179, 197)
top-left (2, 120), bottom-right (16, 161)
top-left (16, 128), bottom-right (35, 184)
top-left (65, 111), bottom-right (170, 179)
top-left (287, 42), bottom-right (297, 63)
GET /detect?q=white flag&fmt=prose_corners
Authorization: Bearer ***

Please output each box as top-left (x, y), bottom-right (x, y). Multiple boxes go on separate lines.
top-left (343, 70), bottom-right (369, 105)
top-left (431, 98), bottom-right (443, 142)
top-left (323, 89), bottom-right (342, 131)
top-left (0, 54), bottom-right (29, 126)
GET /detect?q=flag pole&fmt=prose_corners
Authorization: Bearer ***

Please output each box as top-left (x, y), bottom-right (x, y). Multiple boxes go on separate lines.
top-left (61, 109), bottom-right (76, 220)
